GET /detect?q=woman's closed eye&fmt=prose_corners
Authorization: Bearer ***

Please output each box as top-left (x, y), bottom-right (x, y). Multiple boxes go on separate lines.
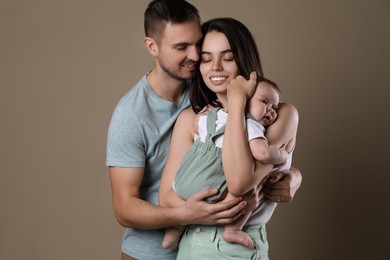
top-left (222, 53), bottom-right (234, 62)
top-left (201, 54), bottom-right (211, 63)
top-left (223, 58), bottom-right (234, 62)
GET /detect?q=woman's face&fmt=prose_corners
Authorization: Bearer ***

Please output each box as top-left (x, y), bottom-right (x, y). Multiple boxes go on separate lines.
top-left (199, 31), bottom-right (239, 97)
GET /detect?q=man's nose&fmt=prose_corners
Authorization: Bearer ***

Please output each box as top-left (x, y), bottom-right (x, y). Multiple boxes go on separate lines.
top-left (188, 46), bottom-right (199, 62)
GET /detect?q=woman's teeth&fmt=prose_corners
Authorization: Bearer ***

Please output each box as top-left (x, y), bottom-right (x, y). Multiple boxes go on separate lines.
top-left (211, 76), bottom-right (226, 82)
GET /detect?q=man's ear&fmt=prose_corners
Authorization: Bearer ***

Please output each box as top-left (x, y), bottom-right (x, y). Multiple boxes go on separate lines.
top-left (144, 37), bottom-right (158, 57)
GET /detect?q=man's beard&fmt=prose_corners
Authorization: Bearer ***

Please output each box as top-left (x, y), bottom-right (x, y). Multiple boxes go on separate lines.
top-left (159, 57), bottom-right (194, 82)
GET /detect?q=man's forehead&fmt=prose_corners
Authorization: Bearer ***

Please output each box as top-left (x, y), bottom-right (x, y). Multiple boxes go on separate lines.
top-left (161, 21), bottom-right (202, 43)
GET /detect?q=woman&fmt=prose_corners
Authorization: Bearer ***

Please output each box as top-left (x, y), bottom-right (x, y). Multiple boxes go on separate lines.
top-left (159, 17), bottom-right (300, 259)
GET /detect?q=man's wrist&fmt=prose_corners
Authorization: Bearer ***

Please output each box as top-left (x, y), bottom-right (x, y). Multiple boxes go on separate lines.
top-left (168, 205), bottom-right (192, 226)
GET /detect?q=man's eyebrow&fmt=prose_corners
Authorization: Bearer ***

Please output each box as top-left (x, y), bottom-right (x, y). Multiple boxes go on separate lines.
top-left (172, 42), bottom-right (189, 47)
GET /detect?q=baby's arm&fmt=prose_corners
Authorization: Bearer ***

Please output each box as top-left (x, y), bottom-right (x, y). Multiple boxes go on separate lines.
top-left (249, 138), bottom-right (288, 165)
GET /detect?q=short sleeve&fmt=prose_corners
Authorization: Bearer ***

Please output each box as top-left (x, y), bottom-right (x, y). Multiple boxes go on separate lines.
top-left (106, 104), bottom-right (145, 168)
top-left (246, 118), bottom-right (266, 142)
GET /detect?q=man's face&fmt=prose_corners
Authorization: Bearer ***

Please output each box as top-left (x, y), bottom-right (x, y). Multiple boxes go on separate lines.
top-left (156, 21), bottom-right (202, 81)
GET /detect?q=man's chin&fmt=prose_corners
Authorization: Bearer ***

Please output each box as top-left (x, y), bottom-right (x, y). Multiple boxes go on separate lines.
top-left (181, 69), bottom-right (196, 78)
top-left (179, 73), bottom-right (195, 81)
top-left (163, 70), bottom-right (194, 82)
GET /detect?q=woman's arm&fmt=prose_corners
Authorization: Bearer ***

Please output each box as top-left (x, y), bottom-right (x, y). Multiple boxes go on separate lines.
top-left (222, 72), bottom-right (257, 196)
top-left (159, 108), bottom-right (197, 208)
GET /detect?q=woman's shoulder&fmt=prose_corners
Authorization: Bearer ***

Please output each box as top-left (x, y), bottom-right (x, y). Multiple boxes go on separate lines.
top-left (176, 107), bottom-right (197, 124)
top-left (179, 107), bottom-right (196, 116)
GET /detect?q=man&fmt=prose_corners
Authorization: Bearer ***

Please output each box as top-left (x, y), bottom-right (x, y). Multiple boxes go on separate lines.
top-left (106, 1), bottom-right (302, 259)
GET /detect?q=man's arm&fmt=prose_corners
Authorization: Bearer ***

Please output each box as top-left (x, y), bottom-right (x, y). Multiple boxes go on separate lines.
top-left (110, 166), bottom-right (246, 228)
top-left (110, 166), bottom-right (178, 229)
top-left (110, 107), bottom-right (247, 230)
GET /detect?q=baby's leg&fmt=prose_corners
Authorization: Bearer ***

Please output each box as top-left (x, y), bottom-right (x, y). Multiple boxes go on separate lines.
top-left (162, 225), bottom-right (186, 250)
top-left (222, 193), bottom-right (255, 248)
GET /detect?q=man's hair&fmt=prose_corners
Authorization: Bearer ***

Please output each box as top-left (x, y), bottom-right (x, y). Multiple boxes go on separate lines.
top-left (144, 0), bottom-right (200, 42)
top-left (191, 17), bottom-right (265, 113)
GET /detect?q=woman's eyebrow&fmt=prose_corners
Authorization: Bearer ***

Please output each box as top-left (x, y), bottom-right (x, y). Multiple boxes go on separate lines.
top-left (201, 49), bottom-right (232, 55)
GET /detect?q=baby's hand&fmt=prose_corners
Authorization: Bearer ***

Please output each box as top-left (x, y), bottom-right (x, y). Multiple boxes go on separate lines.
top-left (275, 144), bottom-right (288, 166)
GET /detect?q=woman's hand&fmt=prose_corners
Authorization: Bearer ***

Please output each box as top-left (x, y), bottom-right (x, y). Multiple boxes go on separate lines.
top-left (227, 71), bottom-right (257, 102)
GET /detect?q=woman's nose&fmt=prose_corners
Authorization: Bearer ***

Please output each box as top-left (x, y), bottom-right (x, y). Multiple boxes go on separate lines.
top-left (212, 61), bottom-right (222, 71)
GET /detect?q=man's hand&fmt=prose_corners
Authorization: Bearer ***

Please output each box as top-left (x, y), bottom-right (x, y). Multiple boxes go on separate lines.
top-left (181, 188), bottom-right (247, 225)
top-left (263, 167), bottom-right (302, 203)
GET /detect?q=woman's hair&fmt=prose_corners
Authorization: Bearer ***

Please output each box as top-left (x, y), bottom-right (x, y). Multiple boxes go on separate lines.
top-left (144, 0), bottom-right (200, 43)
top-left (190, 17), bottom-right (264, 113)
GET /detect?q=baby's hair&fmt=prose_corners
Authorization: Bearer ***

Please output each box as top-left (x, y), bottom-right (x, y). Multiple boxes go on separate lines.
top-left (258, 76), bottom-right (281, 95)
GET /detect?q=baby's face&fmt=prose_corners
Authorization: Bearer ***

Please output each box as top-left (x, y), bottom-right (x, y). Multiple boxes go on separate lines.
top-left (247, 82), bottom-right (280, 126)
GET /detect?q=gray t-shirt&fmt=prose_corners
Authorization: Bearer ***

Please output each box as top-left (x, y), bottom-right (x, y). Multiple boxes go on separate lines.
top-left (106, 74), bottom-right (190, 259)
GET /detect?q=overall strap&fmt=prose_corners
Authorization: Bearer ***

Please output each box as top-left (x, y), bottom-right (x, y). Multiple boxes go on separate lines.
top-left (205, 107), bottom-right (226, 144)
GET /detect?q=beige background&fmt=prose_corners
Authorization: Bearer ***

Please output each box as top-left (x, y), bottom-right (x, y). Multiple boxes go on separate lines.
top-left (1, 0), bottom-right (389, 259)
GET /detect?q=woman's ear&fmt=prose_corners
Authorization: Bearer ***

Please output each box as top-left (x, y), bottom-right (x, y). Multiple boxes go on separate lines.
top-left (144, 37), bottom-right (158, 57)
